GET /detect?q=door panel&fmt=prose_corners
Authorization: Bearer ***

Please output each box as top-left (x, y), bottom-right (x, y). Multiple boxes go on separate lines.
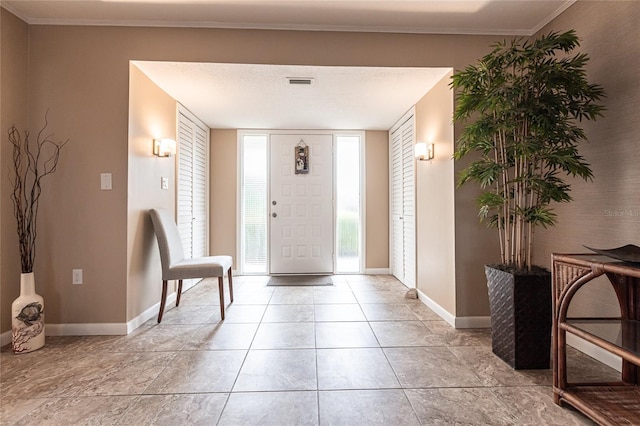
top-left (389, 113), bottom-right (415, 289)
top-left (270, 134), bottom-right (333, 274)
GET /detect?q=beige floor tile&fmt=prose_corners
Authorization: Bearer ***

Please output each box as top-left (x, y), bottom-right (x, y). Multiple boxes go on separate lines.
top-left (3, 351), bottom-right (176, 398)
top-left (230, 289), bottom-right (274, 305)
top-left (208, 304), bottom-right (267, 323)
top-left (251, 322), bottom-right (316, 349)
top-left (0, 397), bottom-right (50, 424)
top-left (369, 321), bottom-right (444, 347)
top-left (314, 304), bottom-right (366, 322)
top-left (184, 323), bottom-right (259, 350)
top-left (423, 320), bottom-right (492, 346)
top-left (157, 305), bottom-right (218, 325)
top-left (270, 287), bottom-right (315, 304)
top-left (360, 304), bottom-right (420, 321)
top-left (233, 349), bottom-right (317, 391)
top-left (317, 348), bottom-right (400, 390)
top-left (405, 388), bottom-right (518, 425)
top-left (313, 288), bottom-right (358, 304)
top-left (319, 390), bottom-right (420, 425)
top-left (119, 393), bottom-right (228, 425)
top-left (354, 290), bottom-right (404, 304)
top-left (262, 304), bottom-right (315, 322)
top-left (145, 350), bottom-right (245, 393)
top-left (384, 347), bottom-right (482, 388)
top-left (315, 322), bottom-right (379, 348)
top-left (14, 396), bottom-right (136, 425)
top-left (117, 324), bottom-right (202, 352)
top-left (219, 391), bottom-right (318, 426)
top-left (404, 301), bottom-right (442, 320)
top-left (492, 386), bottom-right (594, 425)
top-left (449, 345), bottom-right (551, 386)
top-left (0, 275), bottom-right (608, 426)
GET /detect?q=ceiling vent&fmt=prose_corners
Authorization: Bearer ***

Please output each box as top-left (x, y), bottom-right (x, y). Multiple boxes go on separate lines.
top-left (286, 77), bottom-right (315, 86)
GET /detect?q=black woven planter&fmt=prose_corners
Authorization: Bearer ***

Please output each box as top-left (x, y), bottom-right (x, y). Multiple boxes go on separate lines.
top-left (485, 265), bottom-right (552, 370)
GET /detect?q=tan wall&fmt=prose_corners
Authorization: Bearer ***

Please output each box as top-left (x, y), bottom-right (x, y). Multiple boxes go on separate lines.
top-left (209, 129), bottom-right (238, 262)
top-left (364, 130), bottom-right (390, 269)
top-left (1, 9), bottom-right (29, 332)
top-left (415, 71), bottom-right (457, 314)
top-left (1, 18), bottom-right (519, 332)
top-left (532, 2), bottom-right (640, 317)
top-left (127, 64), bottom-right (177, 322)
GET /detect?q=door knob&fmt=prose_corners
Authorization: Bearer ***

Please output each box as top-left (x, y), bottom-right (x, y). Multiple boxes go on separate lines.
top-left (272, 201), bottom-right (277, 205)
top-left (272, 212), bottom-right (277, 218)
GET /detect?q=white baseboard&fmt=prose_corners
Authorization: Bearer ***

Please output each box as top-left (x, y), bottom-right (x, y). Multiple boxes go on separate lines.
top-left (416, 288), bottom-right (490, 329)
top-left (46, 323), bottom-right (127, 336)
top-left (126, 291), bottom-right (177, 333)
top-left (0, 292), bottom-right (178, 346)
top-left (566, 333), bottom-right (622, 372)
top-left (416, 288), bottom-right (456, 327)
top-left (364, 268), bottom-right (390, 275)
top-left (1, 322), bottom-right (127, 346)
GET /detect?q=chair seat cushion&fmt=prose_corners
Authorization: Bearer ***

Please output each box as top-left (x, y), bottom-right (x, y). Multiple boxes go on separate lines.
top-left (164, 255), bottom-right (233, 280)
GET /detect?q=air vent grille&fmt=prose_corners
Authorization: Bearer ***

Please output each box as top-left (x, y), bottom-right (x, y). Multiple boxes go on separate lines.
top-left (286, 77), bottom-right (315, 86)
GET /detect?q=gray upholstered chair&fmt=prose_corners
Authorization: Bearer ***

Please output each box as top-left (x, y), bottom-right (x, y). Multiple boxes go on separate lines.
top-left (149, 208), bottom-right (233, 323)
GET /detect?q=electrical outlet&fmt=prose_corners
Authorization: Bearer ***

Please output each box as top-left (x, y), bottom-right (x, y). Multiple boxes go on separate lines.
top-left (72, 269), bottom-right (83, 285)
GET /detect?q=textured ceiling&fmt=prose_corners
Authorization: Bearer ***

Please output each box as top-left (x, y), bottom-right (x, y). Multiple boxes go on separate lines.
top-left (134, 62), bottom-right (452, 130)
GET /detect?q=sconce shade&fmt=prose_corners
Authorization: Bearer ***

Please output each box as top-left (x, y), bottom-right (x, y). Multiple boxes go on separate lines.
top-left (154, 138), bottom-right (176, 157)
top-left (415, 143), bottom-right (434, 161)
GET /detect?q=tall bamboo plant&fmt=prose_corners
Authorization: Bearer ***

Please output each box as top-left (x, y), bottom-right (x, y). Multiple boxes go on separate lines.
top-left (9, 115), bottom-right (67, 273)
top-left (451, 30), bottom-right (605, 271)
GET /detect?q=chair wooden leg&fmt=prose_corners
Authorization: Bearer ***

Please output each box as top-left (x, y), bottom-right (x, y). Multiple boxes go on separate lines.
top-left (228, 267), bottom-right (234, 303)
top-left (176, 279), bottom-right (183, 307)
top-left (218, 276), bottom-right (225, 320)
top-left (158, 280), bottom-right (168, 323)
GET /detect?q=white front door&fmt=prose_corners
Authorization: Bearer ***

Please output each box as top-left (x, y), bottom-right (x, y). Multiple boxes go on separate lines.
top-left (270, 134), bottom-right (334, 274)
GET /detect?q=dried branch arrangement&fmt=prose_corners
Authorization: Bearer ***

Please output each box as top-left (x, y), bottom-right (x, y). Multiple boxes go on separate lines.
top-left (9, 116), bottom-right (67, 273)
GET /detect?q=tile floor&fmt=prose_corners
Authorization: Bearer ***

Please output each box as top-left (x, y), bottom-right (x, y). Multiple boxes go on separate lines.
top-left (0, 274), bottom-right (619, 425)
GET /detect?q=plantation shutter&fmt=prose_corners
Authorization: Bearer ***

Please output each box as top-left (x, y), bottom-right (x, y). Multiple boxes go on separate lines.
top-left (391, 127), bottom-right (404, 283)
top-left (177, 106), bottom-right (209, 287)
top-left (389, 111), bottom-right (416, 289)
top-left (401, 119), bottom-right (416, 288)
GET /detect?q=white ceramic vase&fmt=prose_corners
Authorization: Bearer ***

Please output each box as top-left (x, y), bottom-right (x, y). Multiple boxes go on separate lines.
top-left (11, 272), bottom-right (45, 354)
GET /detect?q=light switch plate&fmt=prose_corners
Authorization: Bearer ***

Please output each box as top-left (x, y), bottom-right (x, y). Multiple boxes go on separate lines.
top-left (100, 173), bottom-right (112, 190)
top-left (161, 177), bottom-right (169, 190)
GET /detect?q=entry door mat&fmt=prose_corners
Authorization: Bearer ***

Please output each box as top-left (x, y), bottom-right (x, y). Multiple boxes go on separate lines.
top-left (267, 275), bottom-right (334, 287)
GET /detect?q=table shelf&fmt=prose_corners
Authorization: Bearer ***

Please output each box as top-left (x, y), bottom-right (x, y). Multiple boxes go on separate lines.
top-left (558, 385), bottom-right (640, 426)
top-left (562, 319), bottom-right (640, 362)
top-left (553, 254), bottom-right (640, 425)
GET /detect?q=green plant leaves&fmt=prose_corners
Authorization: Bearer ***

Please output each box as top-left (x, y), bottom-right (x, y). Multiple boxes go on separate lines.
top-left (450, 29), bottom-right (605, 269)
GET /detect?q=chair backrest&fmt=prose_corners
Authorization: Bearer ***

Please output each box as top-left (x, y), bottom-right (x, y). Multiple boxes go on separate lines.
top-left (149, 208), bottom-right (186, 277)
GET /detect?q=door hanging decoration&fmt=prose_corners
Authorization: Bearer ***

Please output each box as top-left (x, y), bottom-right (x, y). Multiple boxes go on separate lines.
top-left (295, 140), bottom-right (309, 174)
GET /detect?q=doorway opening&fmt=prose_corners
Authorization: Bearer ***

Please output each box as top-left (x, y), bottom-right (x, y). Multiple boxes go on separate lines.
top-left (239, 131), bottom-right (364, 275)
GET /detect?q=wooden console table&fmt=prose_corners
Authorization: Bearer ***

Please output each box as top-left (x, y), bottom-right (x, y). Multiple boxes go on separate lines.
top-left (552, 253), bottom-right (640, 425)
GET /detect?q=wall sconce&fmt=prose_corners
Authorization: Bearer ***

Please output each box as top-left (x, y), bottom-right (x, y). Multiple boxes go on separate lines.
top-left (415, 143), bottom-right (434, 161)
top-left (153, 138), bottom-right (176, 157)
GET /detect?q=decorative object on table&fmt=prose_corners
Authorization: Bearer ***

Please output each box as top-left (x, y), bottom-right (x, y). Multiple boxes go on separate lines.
top-left (8, 115), bottom-right (67, 353)
top-left (295, 140), bottom-right (309, 174)
top-left (584, 244), bottom-right (640, 263)
top-left (451, 30), bottom-right (605, 369)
